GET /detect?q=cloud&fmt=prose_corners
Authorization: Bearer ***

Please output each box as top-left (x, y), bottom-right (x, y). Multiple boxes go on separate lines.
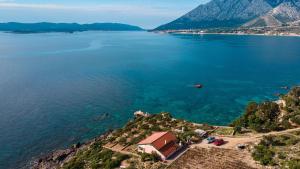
top-left (0, 1), bottom-right (202, 28)
top-left (0, 2), bottom-right (186, 17)
top-left (0, 0), bottom-right (14, 2)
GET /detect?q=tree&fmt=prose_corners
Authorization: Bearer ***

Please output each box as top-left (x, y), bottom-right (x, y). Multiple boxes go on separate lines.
top-left (233, 125), bottom-right (242, 135)
top-left (233, 101), bottom-right (280, 132)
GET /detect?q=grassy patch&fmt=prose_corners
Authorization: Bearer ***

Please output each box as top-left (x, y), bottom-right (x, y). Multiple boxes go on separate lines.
top-left (213, 127), bottom-right (234, 136)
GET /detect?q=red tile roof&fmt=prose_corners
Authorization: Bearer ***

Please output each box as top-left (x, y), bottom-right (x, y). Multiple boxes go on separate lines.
top-left (152, 132), bottom-right (177, 150)
top-left (138, 131), bottom-right (179, 158)
top-left (159, 141), bottom-right (179, 158)
top-left (138, 132), bottom-right (169, 145)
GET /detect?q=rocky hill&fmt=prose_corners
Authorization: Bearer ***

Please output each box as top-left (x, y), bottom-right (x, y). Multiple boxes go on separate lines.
top-left (155, 0), bottom-right (300, 30)
top-left (244, 1), bottom-right (300, 27)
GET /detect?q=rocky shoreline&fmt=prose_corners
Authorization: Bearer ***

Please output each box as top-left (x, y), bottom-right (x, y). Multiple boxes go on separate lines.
top-left (31, 130), bottom-right (112, 169)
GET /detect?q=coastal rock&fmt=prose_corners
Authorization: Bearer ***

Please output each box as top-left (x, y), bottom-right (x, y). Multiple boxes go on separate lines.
top-left (32, 131), bottom-right (112, 169)
top-left (73, 142), bottom-right (81, 149)
top-left (32, 149), bottom-right (74, 169)
top-left (52, 149), bottom-right (72, 161)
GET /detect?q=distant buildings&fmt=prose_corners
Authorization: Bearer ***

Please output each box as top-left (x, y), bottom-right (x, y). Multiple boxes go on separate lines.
top-left (137, 132), bottom-right (180, 160)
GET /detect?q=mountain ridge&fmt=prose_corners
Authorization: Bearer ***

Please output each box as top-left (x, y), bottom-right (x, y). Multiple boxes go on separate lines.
top-left (155, 0), bottom-right (300, 30)
top-left (243, 1), bottom-right (300, 27)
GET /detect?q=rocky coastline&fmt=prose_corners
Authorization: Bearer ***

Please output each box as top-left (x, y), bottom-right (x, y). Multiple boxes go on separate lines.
top-left (31, 130), bottom-right (112, 169)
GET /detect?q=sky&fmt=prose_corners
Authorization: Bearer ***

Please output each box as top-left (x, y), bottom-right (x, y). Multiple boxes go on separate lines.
top-left (0, 0), bottom-right (210, 29)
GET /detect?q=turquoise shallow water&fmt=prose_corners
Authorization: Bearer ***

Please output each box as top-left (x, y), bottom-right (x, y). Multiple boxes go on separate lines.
top-left (1, 31), bottom-right (300, 168)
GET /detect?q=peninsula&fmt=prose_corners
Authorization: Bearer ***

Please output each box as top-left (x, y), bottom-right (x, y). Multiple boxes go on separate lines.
top-left (33, 87), bottom-right (300, 169)
top-left (0, 22), bottom-right (144, 33)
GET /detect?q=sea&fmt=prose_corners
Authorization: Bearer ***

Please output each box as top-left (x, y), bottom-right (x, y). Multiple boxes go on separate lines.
top-left (1, 31), bottom-right (300, 168)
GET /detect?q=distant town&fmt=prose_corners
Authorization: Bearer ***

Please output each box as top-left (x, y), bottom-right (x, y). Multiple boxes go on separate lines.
top-left (154, 26), bottom-right (300, 37)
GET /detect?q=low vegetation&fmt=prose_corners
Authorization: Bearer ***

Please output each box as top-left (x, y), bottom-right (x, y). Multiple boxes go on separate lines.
top-left (213, 127), bottom-right (234, 136)
top-left (252, 134), bottom-right (300, 168)
top-left (232, 87), bottom-right (300, 133)
top-left (106, 112), bottom-right (214, 148)
top-left (62, 142), bottom-right (129, 169)
top-left (230, 87), bottom-right (300, 168)
top-left (282, 87), bottom-right (300, 127)
top-left (140, 153), bottom-right (160, 162)
top-left (232, 101), bottom-right (281, 132)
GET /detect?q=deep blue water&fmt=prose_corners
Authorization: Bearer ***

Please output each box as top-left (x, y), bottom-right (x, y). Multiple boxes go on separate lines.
top-left (1, 31), bottom-right (300, 168)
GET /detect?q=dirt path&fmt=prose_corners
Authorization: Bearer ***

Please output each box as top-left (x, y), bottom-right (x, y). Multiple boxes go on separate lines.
top-left (190, 127), bottom-right (300, 152)
top-left (256, 127), bottom-right (300, 137)
top-left (103, 145), bottom-right (139, 157)
top-left (175, 128), bottom-right (300, 169)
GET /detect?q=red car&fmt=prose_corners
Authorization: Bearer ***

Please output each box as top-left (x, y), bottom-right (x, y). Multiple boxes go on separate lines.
top-left (213, 139), bottom-right (225, 146)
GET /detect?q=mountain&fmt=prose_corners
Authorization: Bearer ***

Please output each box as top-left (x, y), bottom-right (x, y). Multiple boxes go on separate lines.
top-left (0, 22), bottom-right (143, 33)
top-left (155, 0), bottom-right (300, 30)
top-left (244, 1), bottom-right (300, 27)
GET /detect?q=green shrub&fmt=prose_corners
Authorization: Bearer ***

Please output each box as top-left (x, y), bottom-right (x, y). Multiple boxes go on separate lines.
top-left (141, 124), bottom-right (150, 130)
top-left (128, 135), bottom-right (145, 145)
top-left (286, 159), bottom-right (300, 169)
top-left (151, 125), bottom-right (162, 131)
top-left (140, 152), bottom-right (161, 162)
top-left (277, 152), bottom-right (286, 160)
top-left (118, 137), bottom-right (127, 145)
top-left (291, 115), bottom-right (300, 125)
top-left (63, 158), bottom-right (85, 169)
top-left (252, 144), bottom-right (275, 165)
top-left (285, 137), bottom-right (299, 145)
top-left (281, 118), bottom-right (293, 129)
top-left (63, 141), bottom-right (130, 169)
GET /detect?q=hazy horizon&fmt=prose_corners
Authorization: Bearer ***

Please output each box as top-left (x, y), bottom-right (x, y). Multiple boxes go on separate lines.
top-left (0, 0), bottom-right (210, 29)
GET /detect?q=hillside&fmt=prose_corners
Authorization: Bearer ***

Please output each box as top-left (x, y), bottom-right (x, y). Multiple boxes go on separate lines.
top-left (244, 1), bottom-right (300, 27)
top-left (232, 87), bottom-right (300, 133)
top-left (33, 113), bottom-right (216, 169)
top-left (154, 0), bottom-right (300, 30)
top-left (0, 22), bottom-right (143, 33)
top-left (33, 87), bottom-right (300, 169)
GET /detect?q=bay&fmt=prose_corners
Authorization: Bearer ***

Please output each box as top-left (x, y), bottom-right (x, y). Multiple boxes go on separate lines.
top-left (0, 31), bottom-right (300, 168)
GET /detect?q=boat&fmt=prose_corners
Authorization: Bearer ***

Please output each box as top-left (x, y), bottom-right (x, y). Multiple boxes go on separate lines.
top-left (194, 84), bottom-right (203, 89)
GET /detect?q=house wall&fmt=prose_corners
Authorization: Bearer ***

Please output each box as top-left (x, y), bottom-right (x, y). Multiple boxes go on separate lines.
top-left (137, 144), bottom-right (166, 160)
